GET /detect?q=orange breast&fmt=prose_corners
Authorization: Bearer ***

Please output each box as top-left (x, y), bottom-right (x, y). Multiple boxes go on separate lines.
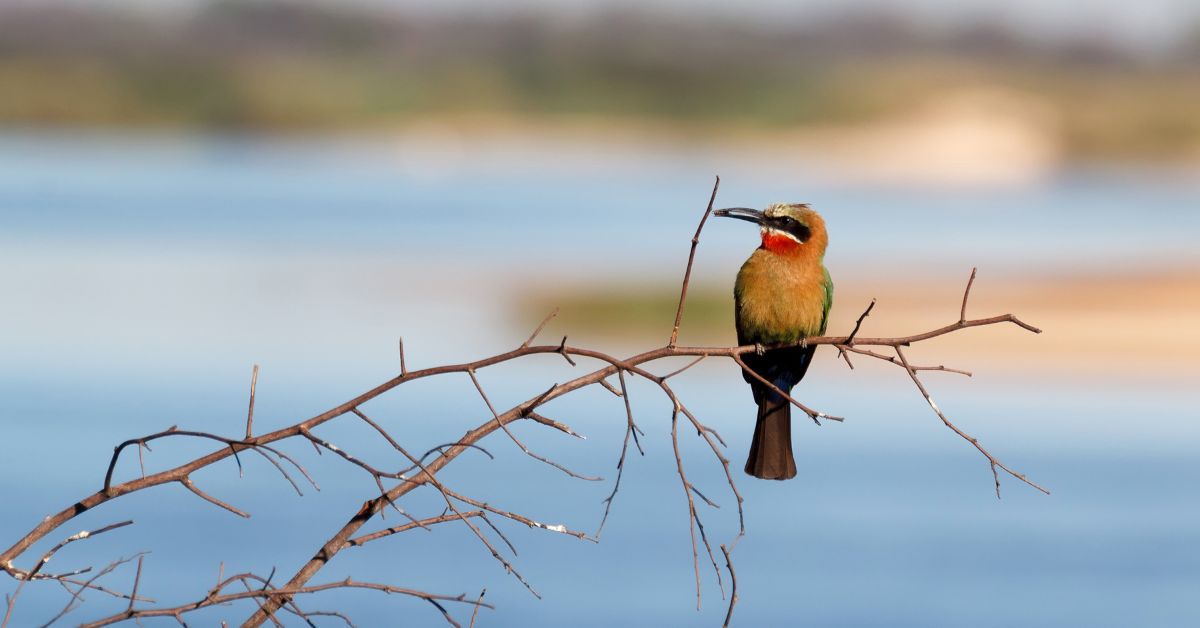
top-left (735, 248), bottom-right (828, 342)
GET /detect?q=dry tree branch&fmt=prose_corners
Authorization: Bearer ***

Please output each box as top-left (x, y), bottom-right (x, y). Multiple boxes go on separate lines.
top-left (895, 345), bottom-right (1047, 497)
top-left (36, 553), bottom-right (146, 628)
top-left (720, 544), bottom-right (737, 628)
top-left (2, 521), bottom-right (137, 628)
top-left (2, 177), bottom-right (1045, 626)
top-left (76, 577), bottom-right (494, 628)
top-left (469, 589), bottom-right (487, 628)
top-left (669, 175), bottom-right (720, 347)
top-left (836, 298), bottom-right (876, 369)
top-left (398, 336), bottom-right (409, 376)
top-left (467, 368), bottom-right (600, 481)
top-left (245, 364), bottom-right (259, 439)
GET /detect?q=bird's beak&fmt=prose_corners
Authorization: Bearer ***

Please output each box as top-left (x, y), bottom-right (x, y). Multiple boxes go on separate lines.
top-left (713, 207), bottom-right (766, 225)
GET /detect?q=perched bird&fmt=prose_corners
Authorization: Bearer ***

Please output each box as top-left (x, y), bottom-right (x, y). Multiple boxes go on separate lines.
top-left (713, 203), bottom-right (832, 480)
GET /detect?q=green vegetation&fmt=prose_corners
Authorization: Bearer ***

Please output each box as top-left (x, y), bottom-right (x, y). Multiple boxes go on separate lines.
top-left (2, 2), bottom-right (1199, 161)
top-left (521, 285), bottom-right (734, 343)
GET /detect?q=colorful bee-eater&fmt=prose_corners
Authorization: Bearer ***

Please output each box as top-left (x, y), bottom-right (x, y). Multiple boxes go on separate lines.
top-left (713, 203), bottom-right (832, 480)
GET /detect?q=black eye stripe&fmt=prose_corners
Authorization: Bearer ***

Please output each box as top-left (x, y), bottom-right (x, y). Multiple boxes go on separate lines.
top-left (769, 216), bottom-right (811, 242)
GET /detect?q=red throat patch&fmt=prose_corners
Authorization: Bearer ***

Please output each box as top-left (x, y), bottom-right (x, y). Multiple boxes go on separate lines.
top-left (761, 231), bottom-right (801, 254)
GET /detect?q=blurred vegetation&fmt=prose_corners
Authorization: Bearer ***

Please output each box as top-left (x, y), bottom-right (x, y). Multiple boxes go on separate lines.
top-left (2, 1), bottom-right (1199, 161)
top-left (522, 285), bottom-right (734, 344)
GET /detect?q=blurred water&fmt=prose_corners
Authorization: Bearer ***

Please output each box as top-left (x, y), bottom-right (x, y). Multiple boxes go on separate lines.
top-left (1, 132), bottom-right (1197, 626)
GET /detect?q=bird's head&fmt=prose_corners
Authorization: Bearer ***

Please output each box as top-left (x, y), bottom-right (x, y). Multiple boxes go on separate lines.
top-left (713, 203), bottom-right (828, 257)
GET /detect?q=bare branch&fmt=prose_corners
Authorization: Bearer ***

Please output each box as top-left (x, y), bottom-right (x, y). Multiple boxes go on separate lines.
top-left (181, 478), bottom-right (249, 518)
top-left (346, 512), bottom-right (485, 548)
top-left (469, 589), bottom-right (486, 628)
top-left (524, 412), bottom-right (585, 440)
top-left (125, 555), bottom-right (144, 616)
top-left (660, 355), bottom-right (707, 380)
top-left (894, 346), bottom-right (1048, 497)
top-left (556, 336), bottom-right (576, 366)
top-left (720, 544), bottom-right (738, 628)
top-left (731, 354), bottom-right (843, 424)
top-left (521, 307), bottom-right (559, 348)
top-left (78, 577), bottom-right (492, 628)
top-left (961, 267), bottom-right (977, 323)
top-left (38, 553), bottom-right (144, 628)
top-left (442, 488), bottom-right (593, 542)
top-left (596, 377), bottom-right (623, 397)
top-left (398, 336), bottom-right (408, 376)
top-left (669, 174), bottom-right (720, 347)
top-left (467, 368), bottom-right (596, 479)
top-left (616, 369), bottom-right (645, 455)
top-left (246, 364), bottom-right (259, 439)
top-left (836, 298), bottom-right (876, 368)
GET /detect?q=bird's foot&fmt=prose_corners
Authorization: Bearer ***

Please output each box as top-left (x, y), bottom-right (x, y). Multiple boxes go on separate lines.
top-left (755, 343), bottom-right (766, 356)
top-left (800, 338), bottom-right (808, 349)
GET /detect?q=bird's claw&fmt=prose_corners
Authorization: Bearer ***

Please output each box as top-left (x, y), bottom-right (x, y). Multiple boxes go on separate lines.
top-left (755, 343), bottom-right (766, 356)
top-left (800, 338), bottom-right (808, 349)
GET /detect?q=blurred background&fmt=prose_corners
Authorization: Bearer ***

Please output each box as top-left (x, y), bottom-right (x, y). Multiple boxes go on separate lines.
top-left (1, 0), bottom-right (1197, 626)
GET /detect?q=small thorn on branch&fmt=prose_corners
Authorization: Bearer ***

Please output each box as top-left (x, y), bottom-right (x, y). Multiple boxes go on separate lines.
top-left (126, 554), bottom-right (144, 615)
top-left (518, 383), bottom-right (559, 418)
top-left (597, 377), bottom-right (623, 397)
top-left (181, 477), bottom-right (250, 518)
top-left (469, 588), bottom-right (486, 628)
top-left (245, 364), bottom-right (259, 440)
top-left (837, 298), bottom-right (876, 369)
top-left (556, 336), bottom-right (576, 366)
top-left (522, 307), bottom-right (559, 348)
top-left (399, 337), bottom-right (408, 376)
top-left (960, 267), bottom-right (977, 323)
top-left (526, 412), bottom-right (586, 440)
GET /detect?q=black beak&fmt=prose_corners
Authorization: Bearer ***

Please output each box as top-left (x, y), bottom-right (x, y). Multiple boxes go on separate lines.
top-left (712, 207), bottom-right (765, 225)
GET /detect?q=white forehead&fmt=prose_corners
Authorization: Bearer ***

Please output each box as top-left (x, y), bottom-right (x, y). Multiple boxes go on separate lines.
top-left (764, 202), bottom-right (809, 218)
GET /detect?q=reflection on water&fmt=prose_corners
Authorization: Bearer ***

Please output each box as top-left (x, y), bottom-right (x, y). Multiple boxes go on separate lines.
top-left (1, 132), bottom-right (1196, 626)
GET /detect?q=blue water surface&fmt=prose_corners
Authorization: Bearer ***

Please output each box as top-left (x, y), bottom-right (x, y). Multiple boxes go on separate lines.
top-left (1, 131), bottom-right (1196, 626)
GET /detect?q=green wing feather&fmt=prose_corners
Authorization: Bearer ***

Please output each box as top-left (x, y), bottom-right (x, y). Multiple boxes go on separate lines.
top-left (819, 266), bottom-right (833, 335)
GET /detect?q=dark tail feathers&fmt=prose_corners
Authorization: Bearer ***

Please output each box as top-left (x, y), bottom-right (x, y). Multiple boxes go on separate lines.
top-left (744, 395), bottom-right (796, 480)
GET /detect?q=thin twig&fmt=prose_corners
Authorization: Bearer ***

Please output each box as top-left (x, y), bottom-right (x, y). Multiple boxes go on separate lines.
top-left (731, 354), bottom-right (843, 424)
top-left (524, 412), bottom-right (585, 440)
top-left (245, 364), bottom-right (259, 439)
top-left (469, 589), bottom-right (486, 628)
top-left (720, 544), bottom-right (737, 628)
top-left (669, 175), bottom-right (720, 347)
top-left (38, 553), bottom-right (144, 628)
top-left (467, 369), bottom-right (597, 479)
top-left (836, 298), bottom-right (876, 368)
top-left (894, 346), bottom-right (1048, 497)
top-left (961, 267), bottom-right (977, 322)
top-left (180, 478), bottom-right (249, 518)
top-left (521, 308), bottom-right (559, 348)
top-left (346, 512), bottom-right (485, 547)
top-left (125, 554), bottom-right (144, 615)
top-left (661, 355), bottom-right (707, 380)
top-left (398, 337), bottom-right (408, 376)
top-left (78, 577), bottom-right (492, 628)
top-left (26, 520), bottom-right (134, 582)
top-left (596, 377), bottom-right (623, 397)
top-left (556, 336), bottom-right (576, 366)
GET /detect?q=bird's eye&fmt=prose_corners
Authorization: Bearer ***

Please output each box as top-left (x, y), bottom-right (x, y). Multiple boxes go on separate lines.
top-left (781, 217), bottom-right (796, 225)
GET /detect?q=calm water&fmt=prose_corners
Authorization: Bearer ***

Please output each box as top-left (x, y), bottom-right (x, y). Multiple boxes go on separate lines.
top-left (1, 131), bottom-right (1197, 626)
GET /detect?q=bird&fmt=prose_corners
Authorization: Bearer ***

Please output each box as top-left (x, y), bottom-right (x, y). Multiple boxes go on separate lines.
top-left (712, 203), bottom-right (832, 480)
